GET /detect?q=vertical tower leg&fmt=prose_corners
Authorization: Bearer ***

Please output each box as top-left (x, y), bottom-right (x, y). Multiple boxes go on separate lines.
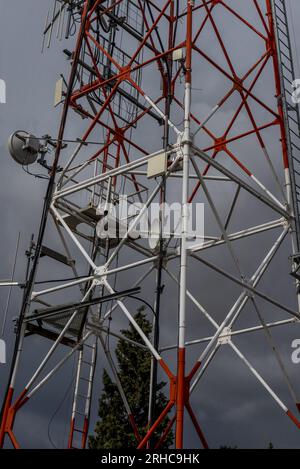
top-left (175, 0), bottom-right (194, 449)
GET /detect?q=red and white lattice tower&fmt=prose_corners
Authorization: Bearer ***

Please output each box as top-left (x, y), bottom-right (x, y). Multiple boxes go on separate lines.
top-left (1, 0), bottom-right (300, 449)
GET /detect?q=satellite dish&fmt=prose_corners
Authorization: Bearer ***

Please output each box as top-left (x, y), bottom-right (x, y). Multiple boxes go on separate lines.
top-left (8, 131), bottom-right (40, 166)
top-left (148, 218), bottom-right (160, 251)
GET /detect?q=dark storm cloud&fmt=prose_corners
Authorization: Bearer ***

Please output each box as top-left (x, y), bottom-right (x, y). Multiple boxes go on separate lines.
top-left (1, 0), bottom-right (300, 449)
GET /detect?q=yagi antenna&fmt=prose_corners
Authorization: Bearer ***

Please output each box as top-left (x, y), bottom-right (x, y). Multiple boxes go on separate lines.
top-left (42, 1), bottom-right (82, 51)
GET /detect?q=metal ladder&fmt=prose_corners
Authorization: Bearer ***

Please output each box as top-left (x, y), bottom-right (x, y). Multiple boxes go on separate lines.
top-left (68, 334), bottom-right (98, 449)
top-left (273, 0), bottom-right (300, 255)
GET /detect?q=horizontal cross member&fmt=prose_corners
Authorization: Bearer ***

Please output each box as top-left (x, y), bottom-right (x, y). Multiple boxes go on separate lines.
top-left (25, 287), bottom-right (141, 323)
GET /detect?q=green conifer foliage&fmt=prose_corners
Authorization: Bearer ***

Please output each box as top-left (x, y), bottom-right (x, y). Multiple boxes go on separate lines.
top-left (89, 308), bottom-right (173, 449)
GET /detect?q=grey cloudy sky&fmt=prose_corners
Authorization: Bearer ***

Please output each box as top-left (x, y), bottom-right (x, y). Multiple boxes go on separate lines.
top-left (1, 0), bottom-right (300, 449)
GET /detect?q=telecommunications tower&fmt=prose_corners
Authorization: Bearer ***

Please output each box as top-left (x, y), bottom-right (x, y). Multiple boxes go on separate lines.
top-left (1, 0), bottom-right (300, 448)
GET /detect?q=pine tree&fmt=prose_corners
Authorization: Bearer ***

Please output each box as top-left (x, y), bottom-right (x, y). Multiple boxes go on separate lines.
top-left (89, 307), bottom-right (173, 449)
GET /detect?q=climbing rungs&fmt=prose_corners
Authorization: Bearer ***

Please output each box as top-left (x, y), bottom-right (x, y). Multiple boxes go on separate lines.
top-left (274, 0), bottom-right (300, 251)
top-left (81, 360), bottom-right (94, 366)
top-left (79, 377), bottom-right (93, 383)
top-left (74, 410), bottom-right (86, 417)
top-left (77, 393), bottom-right (89, 399)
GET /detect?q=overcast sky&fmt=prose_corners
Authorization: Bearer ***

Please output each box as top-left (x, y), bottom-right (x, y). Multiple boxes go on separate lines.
top-left (1, 0), bottom-right (300, 449)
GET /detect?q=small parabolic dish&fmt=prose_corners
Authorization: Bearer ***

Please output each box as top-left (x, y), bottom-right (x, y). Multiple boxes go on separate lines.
top-left (8, 131), bottom-right (40, 166)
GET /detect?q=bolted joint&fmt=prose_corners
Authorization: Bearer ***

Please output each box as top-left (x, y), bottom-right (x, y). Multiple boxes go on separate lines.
top-left (94, 266), bottom-right (107, 285)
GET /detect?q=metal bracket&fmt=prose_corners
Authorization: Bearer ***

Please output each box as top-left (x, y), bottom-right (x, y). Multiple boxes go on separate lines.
top-left (94, 266), bottom-right (107, 286)
top-left (218, 327), bottom-right (232, 345)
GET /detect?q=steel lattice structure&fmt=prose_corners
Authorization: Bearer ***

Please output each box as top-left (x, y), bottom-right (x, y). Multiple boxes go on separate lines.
top-left (1, 0), bottom-right (300, 449)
